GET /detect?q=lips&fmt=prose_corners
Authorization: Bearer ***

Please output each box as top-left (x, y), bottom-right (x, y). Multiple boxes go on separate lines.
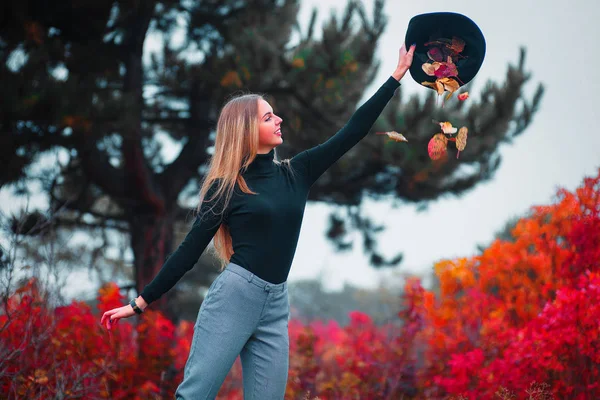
top-left (274, 128), bottom-right (282, 136)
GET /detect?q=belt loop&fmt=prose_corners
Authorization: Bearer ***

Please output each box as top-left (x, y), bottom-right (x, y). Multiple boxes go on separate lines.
top-left (247, 273), bottom-right (253, 283)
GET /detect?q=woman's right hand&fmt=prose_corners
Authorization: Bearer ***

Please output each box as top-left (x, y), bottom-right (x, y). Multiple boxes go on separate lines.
top-left (392, 43), bottom-right (416, 81)
top-left (100, 304), bottom-right (136, 330)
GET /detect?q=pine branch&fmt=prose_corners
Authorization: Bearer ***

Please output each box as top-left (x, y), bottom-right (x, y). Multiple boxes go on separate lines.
top-left (54, 216), bottom-right (129, 233)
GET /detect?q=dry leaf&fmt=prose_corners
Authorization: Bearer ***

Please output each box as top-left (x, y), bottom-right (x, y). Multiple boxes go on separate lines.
top-left (424, 39), bottom-right (452, 48)
top-left (439, 77), bottom-right (460, 93)
top-left (435, 80), bottom-right (445, 95)
top-left (428, 133), bottom-right (448, 160)
top-left (376, 131), bottom-right (408, 142)
top-left (434, 63), bottom-right (458, 79)
top-left (422, 58), bottom-right (458, 80)
top-left (439, 122), bottom-right (457, 134)
top-left (427, 47), bottom-right (444, 62)
top-left (438, 77), bottom-right (460, 101)
top-left (422, 80), bottom-right (444, 95)
top-left (422, 63), bottom-right (437, 76)
top-left (457, 92), bottom-right (469, 101)
top-left (455, 127), bottom-right (468, 158)
top-left (450, 37), bottom-right (466, 53)
top-left (425, 37), bottom-right (465, 55)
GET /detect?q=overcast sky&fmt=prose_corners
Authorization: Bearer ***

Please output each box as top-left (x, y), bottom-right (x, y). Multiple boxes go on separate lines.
top-left (286, 0), bottom-right (600, 290)
top-left (2, 0), bottom-right (599, 297)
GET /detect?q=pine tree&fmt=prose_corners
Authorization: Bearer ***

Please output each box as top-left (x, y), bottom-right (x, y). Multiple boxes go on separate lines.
top-left (1, 0), bottom-right (543, 311)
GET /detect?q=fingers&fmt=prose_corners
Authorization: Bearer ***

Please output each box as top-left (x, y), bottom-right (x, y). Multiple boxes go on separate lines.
top-left (101, 308), bottom-right (123, 330)
top-left (399, 43), bottom-right (416, 61)
top-left (105, 314), bottom-right (121, 330)
top-left (397, 43), bottom-right (416, 72)
top-left (101, 309), bottom-right (116, 326)
top-left (100, 305), bottom-right (138, 330)
top-left (108, 316), bottom-right (120, 329)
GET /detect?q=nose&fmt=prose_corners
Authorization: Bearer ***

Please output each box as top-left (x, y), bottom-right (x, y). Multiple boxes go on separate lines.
top-left (275, 114), bottom-right (283, 125)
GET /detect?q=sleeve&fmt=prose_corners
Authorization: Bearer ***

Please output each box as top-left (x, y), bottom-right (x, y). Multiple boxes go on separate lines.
top-left (291, 76), bottom-right (400, 185)
top-left (139, 183), bottom-right (225, 305)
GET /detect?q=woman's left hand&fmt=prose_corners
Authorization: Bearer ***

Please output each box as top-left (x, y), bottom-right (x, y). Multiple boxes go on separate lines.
top-left (392, 43), bottom-right (416, 81)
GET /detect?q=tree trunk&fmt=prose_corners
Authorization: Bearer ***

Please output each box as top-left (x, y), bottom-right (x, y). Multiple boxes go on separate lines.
top-left (130, 211), bottom-right (175, 316)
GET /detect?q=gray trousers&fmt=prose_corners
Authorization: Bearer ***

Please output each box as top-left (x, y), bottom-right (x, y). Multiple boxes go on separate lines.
top-left (175, 262), bottom-right (289, 400)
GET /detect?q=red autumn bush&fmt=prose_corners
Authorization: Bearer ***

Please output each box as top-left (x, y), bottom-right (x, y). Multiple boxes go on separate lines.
top-left (0, 280), bottom-right (243, 400)
top-left (1, 168), bottom-right (599, 399)
top-left (412, 169), bottom-right (600, 399)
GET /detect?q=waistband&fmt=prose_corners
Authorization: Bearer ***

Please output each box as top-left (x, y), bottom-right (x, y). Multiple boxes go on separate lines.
top-left (225, 262), bottom-right (287, 293)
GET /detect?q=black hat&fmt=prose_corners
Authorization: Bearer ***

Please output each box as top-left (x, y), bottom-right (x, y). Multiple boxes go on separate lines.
top-left (405, 12), bottom-right (486, 89)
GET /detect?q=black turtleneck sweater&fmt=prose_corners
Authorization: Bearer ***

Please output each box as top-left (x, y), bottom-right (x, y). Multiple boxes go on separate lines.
top-left (140, 76), bottom-right (400, 305)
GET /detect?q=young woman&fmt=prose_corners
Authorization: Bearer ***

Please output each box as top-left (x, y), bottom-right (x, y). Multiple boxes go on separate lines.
top-left (101, 42), bottom-right (415, 400)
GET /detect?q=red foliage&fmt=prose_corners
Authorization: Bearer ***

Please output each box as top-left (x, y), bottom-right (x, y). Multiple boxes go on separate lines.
top-left (1, 168), bottom-right (599, 399)
top-left (415, 169), bottom-right (600, 399)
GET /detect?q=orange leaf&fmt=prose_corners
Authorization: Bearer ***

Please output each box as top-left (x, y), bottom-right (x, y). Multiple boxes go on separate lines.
top-left (439, 77), bottom-right (460, 93)
top-left (422, 80), bottom-right (444, 95)
top-left (450, 36), bottom-right (466, 53)
top-left (439, 77), bottom-right (460, 101)
top-left (439, 122), bottom-right (457, 135)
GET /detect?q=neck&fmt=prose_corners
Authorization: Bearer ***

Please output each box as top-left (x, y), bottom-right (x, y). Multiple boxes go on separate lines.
top-left (257, 145), bottom-right (274, 154)
top-left (245, 149), bottom-right (275, 175)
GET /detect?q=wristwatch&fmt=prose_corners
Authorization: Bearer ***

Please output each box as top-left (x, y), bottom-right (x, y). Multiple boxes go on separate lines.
top-left (129, 298), bottom-right (144, 314)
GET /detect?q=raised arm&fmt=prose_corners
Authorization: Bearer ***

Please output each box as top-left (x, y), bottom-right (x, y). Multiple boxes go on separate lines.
top-left (292, 43), bottom-right (415, 185)
top-left (138, 185), bottom-right (225, 305)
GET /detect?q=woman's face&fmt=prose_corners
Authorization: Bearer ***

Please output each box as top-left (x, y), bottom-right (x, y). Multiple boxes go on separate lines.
top-left (257, 99), bottom-right (283, 153)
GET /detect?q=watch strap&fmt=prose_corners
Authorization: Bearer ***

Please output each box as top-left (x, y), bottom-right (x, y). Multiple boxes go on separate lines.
top-left (130, 298), bottom-right (143, 314)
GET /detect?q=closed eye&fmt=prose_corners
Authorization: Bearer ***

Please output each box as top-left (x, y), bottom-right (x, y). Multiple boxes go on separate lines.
top-left (263, 111), bottom-right (273, 121)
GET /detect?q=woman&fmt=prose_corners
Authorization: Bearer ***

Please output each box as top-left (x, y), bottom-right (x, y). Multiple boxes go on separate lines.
top-left (101, 42), bottom-right (415, 399)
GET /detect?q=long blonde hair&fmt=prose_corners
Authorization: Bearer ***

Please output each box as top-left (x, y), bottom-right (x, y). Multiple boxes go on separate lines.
top-left (197, 93), bottom-right (289, 270)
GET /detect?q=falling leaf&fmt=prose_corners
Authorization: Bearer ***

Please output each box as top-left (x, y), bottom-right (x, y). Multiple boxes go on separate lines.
top-left (422, 80), bottom-right (444, 95)
top-left (428, 134), bottom-right (448, 160)
top-left (438, 77), bottom-right (460, 101)
top-left (458, 92), bottom-right (469, 101)
top-left (455, 127), bottom-right (468, 158)
top-left (439, 122), bottom-right (458, 135)
top-left (376, 131), bottom-right (408, 142)
top-left (440, 77), bottom-right (460, 93)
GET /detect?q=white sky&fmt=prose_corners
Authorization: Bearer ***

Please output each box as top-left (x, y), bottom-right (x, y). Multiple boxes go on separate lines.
top-left (2, 0), bottom-right (599, 296)
top-left (287, 0), bottom-right (600, 290)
